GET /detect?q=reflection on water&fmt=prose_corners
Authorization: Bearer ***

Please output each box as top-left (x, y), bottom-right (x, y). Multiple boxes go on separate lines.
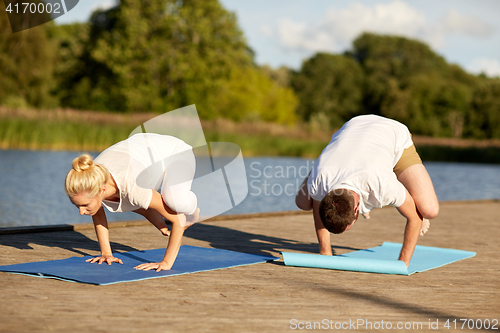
top-left (0, 150), bottom-right (499, 228)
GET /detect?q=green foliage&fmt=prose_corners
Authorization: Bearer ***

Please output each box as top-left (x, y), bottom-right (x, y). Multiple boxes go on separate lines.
top-left (204, 129), bottom-right (327, 157)
top-left (60, 0), bottom-right (176, 111)
top-left (47, 0), bottom-right (299, 123)
top-left (352, 33), bottom-right (448, 79)
top-left (2, 0), bottom-right (500, 140)
top-left (466, 79), bottom-right (500, 139)
top-left (210, 66), bottom-right (297, 124)
top-left (291, 53), bottom-right (364, 128)
top-left (0, 116), bottom-right (134, 151)
top-left (0, 1), bottom-right (58, 108)
top-left (48, 22), bottom-right (90, 107)
top-left (353, 33), bottom-right (482, 138)
top-left (0, 109), bottom-right (323, 156)
top-left (292, 32), bottom-right (499, 139)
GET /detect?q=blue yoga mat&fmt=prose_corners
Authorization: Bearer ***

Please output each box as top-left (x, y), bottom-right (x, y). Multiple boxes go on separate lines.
top-left (282, 242), bottom-right (476, 275)
top-left (0, 246), bottom-right (279, 285)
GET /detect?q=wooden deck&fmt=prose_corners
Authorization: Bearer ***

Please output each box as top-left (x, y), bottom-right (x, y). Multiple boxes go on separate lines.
top-left (0, 201), bottom-right (498, 332)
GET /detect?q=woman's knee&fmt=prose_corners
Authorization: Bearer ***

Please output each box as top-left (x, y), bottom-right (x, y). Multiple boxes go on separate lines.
top-left (161, 189), bottom-right (197, 215)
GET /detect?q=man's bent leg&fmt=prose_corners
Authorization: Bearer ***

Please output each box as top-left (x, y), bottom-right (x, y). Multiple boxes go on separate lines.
top-left (397, 164), bottom-right (439, 220)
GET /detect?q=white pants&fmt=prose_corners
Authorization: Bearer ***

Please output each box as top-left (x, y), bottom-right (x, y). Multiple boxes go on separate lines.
top-left (160, 149), bottom-right (197, 215)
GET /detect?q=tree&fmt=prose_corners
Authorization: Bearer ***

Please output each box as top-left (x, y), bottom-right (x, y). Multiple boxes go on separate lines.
top-left (0, 0), bottom-right (58, 108)
top-left (59, 0), bottom-right (256, 116)
top-left (466, 79), bottom-right (500, 139)
top-left (350, 33), bottom-right (477, 138)
top-left (406, 74), bottom-right (472, 137)
top-left (291, 53), bottom-right (364, 128)
top-left (351, 33), bottom-right (449, 119)
top-left (212, 66), bottom-right (297, 124)
top-left (48, 22), bottom-right (90, 108)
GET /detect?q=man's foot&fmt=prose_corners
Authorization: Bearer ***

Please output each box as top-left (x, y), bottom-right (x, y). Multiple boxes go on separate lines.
top-left (361, 212), bottom-right (370, 219)
top-left (420, 218), bottom-right (430, 236)
top-left (160, 227), bottom-right (170, 236)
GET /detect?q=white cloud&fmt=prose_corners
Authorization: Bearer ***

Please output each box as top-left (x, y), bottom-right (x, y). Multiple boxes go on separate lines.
top-left (277, 0), bottom-right (494, 57)
top-left (322, 1), bottom-right (426, 47)
top-left (259, 24), bottom-right (273, 37)
top-left (278, 18), bottom-right (337, 54)
top-left (441, 10), bottom-right (494, 37)
top-left (467, 57), bottom-right (500, 77)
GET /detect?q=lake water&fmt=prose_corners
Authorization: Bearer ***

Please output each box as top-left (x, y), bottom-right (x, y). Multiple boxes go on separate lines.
top-left (0, 150), bottom-right (499, 228)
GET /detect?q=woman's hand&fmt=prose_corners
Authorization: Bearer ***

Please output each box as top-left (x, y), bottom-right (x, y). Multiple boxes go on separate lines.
top-left (134, 261), bottom-right (172, 272)
top-left (86, 255), bottom-right (123, 265)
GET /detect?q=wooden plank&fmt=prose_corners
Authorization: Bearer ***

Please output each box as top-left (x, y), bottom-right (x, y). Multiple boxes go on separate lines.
top-left (0, 201), bottom-right (498, 332)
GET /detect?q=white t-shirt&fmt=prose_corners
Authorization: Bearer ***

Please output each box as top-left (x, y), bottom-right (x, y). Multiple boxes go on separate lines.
top-left (95, 133), bottom-right (195, 213)
top-left (307, 115), bottom-right (413, 213)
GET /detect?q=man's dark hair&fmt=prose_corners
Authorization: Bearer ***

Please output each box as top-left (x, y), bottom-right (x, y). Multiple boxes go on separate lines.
top-left (318, 189), bottom-right (355, 234)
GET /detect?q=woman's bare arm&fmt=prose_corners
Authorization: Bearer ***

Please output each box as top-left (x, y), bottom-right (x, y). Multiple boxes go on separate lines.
top-left (87, 206), bottom-right (123, 265)
top-left (134, 190), bottom-right (187, 271)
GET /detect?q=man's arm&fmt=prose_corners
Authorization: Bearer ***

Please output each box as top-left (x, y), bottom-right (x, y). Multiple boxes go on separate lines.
top-left (87, 206), bottom-right (123, 265)
top-left (396, 188), bottom-right (423, 267)
top-left (295, 172), bottom-right (332, 255)
top-left (313, 199), bottom-right (332, 256)
top-left (295, 171), bottom-right (312, 211)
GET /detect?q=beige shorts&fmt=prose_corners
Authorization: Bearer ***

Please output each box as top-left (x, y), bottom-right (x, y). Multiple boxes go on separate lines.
top-left (393, 144), bottom-right (422, 178)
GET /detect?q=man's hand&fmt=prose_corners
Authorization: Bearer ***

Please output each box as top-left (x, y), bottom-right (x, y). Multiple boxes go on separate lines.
top-left (134, 261), bottom-right (172, 272)
top-left (86, 255), bottom-right (123, 265)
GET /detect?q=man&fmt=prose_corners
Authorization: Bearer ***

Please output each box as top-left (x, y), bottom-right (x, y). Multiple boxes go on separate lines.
top-left (295, 115), bottom-right (439, 267)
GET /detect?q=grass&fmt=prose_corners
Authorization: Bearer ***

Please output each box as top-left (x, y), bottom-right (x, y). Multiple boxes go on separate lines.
top-left (0, 107), bottom-right (331, 157)
top-left (0, 117), bottom-right (135, 151)
top-left (1, 106), bottom-right (500, 163)
top-left (204, 130), bottom-right (327, 157)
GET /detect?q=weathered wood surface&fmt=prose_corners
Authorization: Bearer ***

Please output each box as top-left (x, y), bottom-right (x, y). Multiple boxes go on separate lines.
top-left (0, 201), bottom-right (498, 332)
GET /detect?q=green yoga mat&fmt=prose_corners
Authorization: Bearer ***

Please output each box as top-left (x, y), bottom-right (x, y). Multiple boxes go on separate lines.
top-left (282, 242), bottom-right (476, 275)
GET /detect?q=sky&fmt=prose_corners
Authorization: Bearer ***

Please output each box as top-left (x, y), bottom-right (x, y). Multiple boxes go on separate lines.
top-left (55, 0), bottom-right (500, 77)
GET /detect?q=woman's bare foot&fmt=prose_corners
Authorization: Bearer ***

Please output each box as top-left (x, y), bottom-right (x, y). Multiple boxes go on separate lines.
top-left (420, 218), bottom-right (430, 236)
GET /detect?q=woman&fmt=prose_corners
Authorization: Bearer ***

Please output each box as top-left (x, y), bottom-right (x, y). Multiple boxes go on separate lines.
top-left (65, 133), bottom-right (200, 272)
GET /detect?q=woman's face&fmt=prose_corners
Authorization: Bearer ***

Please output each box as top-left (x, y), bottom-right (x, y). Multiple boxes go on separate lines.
top-left (70, 192), bottom-right (103, 216)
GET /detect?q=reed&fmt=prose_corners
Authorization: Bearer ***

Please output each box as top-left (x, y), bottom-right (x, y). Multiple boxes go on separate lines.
top-left (1, 107), bottom-right (499, 163)
top-left (0, 107), bottom-right (329, 156)
top-left (0, 117), bottom-right (134, 151)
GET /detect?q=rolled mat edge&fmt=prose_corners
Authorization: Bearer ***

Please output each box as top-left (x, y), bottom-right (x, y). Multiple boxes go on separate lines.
top-left (281, 252), bottom-right (409, 275)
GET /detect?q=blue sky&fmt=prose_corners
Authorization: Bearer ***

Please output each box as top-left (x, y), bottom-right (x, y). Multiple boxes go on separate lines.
top-left (55, 0), bottom-right (500, 77)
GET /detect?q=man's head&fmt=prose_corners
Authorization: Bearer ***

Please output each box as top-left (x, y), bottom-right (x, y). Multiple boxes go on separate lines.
top-left (318, 189), bottom-right (359, 234)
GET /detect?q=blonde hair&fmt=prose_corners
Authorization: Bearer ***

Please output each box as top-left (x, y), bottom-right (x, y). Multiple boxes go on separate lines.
top-left (65, 154), bottom-right (110, 198)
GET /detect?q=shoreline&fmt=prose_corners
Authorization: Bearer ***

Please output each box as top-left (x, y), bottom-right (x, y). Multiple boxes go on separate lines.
top-left (2, 106), bottom-right (500, 162)
top-left (1, 199), bottom-right (497, 235)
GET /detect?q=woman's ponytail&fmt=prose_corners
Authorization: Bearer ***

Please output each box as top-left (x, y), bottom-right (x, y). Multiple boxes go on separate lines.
top-left (65, 154), bottom-right (110, 198)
